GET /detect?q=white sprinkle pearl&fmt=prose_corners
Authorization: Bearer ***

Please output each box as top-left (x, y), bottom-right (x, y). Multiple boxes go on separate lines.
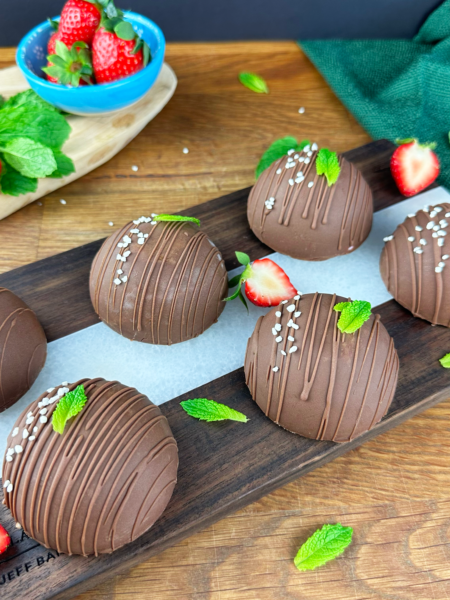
top-left (108, 222), bottom-right (114, 226)
top-left (138, 238), bottom-right (145, 244)
top-left (131, 165), bottom-right (138, 172)
top-left (436, 266), bottom-right (443, 273)
top-left (114, 278), bottom-right (121, 285)
top-left (60, 199), bottom-right (66, 205)
top-left (383, 235), bottom-right (393, 242)
top-left (15, 445), bottom-right (23, 454)
top-left (289, 179), bottom-right (294, 186)
top-left (281, 300), bottom-right (288, 304)
top-left (275, 311), bottom-right (281, 317)
top-left (7, 484), bottom-right (13, 493)
top-left (275, 336), bottom-right (283, 343)
top-left (294, 311), bottom-right (301, 318)
top-left (439, 262), bottom-right (445, 268)
top-left (438, 238), bottom-right (445, 246)
top-left (304, 158), bottom-right (310, 164)
top-left (33, 427), bottom-right (38, 433)
top-left (29, 436), bottom-right (35, 441)
top-left (415, 226), bottom-right (423, 231)
top-left (183, 147), bottom-right (189, 154)
top-left (287, 305), bottom-right (296, 313)
top-left (275, 323), bottom-right (282, 331)
top-left (25, 417), bottom-right (33, 425)
top-left (420, 239), bottom-right (427, 245)
top-left (298, 107), bottom-right (305, 113)
top-left (311, 143), bottom-right (318, 151)
top-left (307, 181), bottom-right (314, 188)
top-left (39, 416), bottom-right (48, 424)
top-left (294, 295), bottom-right (300, 300)
top-left (15, 523), bottom-right (21, 529)
top-left (281, 350), bottom-right (287, 356)
top-left (272, 328), bottom-right (277, 336)
top-left (292, 323), bottom-right (299, 330)
top-left (276, 168), bottom-right (282, 174)
top-left (407, 236), bottom-right (415, 242)
top-left (288, 336), bottom-right (295, 342)
top-left (22, 429), bottom-right (29, 439)
top-left (3, 480), bottom-right (10, 488)
top-left (413, 247), bottom-right (423, 254)
top-left (272, 366), bottom-right (279, 372)
top-left (289, 346), bottom-right (298, 353)
top-left (6, 456), bottom-right (12, 462)
top-left (426, 221), bottom-right (435, 229)
top-left (39, 408), bottom-right (47, 415)
top-left (12, 427), bottom-right (19, 437)
top-left (443, 255), bottom-right (450, 260)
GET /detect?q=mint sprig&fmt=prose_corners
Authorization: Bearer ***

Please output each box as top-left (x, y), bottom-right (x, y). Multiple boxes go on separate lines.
top-left (154, 214), bottom-right (200, 227)
top-left (224, 251), bottom-right (251, 311)
top-left (334, 300), bottom-right (372, 334)
top-left (52, 385), bottom-right (88, 435)
top-left (256, 137), bottom-right (311, 178)
top-left (239, 72), bottom-right (268, 94)
top-left (439, 353), bottom-right (450, 368)
top-left (294, 524), bottom-right (353, 571)
top-left (316, 148), bottom-right (340, 186)
top-left (180, 398), bottom-right (248, 423)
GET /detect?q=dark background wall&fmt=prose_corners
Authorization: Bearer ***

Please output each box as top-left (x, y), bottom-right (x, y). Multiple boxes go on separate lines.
top-left (0, 0), bottom-right (443, 47)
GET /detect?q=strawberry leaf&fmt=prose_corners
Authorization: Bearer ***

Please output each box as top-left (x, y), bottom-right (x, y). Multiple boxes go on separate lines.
top-left (143, 42), bottom-right (151, 67)
top-left (228, 274), bottom-right (242, 288)
top-left (114, 20), bottom-right (136, 41)
top-left (238, 288), bottom-right (249, 311)
top-left (236, 251), bottom-right (250, 266)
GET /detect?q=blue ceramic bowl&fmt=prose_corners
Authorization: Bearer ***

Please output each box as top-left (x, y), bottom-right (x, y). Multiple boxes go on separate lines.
top-left (16, 11), bottom-right (165, 116)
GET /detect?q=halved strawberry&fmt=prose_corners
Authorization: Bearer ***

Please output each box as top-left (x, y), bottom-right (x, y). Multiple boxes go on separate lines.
top-left (0, 523), bottom-right (11, 555)
top-left (391, 138), bottom-right (440, 197)
top-left (225, 252), bottom-right (297, 308)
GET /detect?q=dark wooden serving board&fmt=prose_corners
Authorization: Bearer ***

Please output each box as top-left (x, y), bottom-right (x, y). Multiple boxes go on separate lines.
top-left (1, 139), bottom-right (449, 600)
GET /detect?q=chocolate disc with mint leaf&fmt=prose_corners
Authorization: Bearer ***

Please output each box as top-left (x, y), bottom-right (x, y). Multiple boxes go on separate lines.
top-left (2, 378), bottom-right (178, 556)
top-left (90, 215), bottom-right (228, 344)
top-left (248, 142), bottom-right (373, 261)
top-left (244, 292), bottom-right (398, 442)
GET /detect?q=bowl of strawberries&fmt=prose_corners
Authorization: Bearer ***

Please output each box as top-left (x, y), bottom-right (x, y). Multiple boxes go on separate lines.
top-left (16, 0), bottom-right (165, 116)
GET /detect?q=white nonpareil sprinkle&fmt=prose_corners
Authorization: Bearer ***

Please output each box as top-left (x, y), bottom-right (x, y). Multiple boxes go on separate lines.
top-left (383, 235), bottom-right (393, 242)
top-left (289, 346), bottom-right (298, 353)
top-left (138, 238), bottom-right (145, 244)
top-left (287, 305), bottom-right (296, 313)
top-left (435, 266), bottom-right (443, 273)
top-left (443, 255), bottom-right (450, 260)
top-left (285, 163), bottom-right (295, 169)
top-left (15, 445), bottom-right (23, 454)
top-left (275, 311), bottom-right (281, 317)
top-left (304, 145), bottom-right (311, 153)
top-left (307, 181), bottom-right (314, 188)
top-left (40, 416), bottom-right (48, 424)
top-left (287, 319), bottom-right (294, 328)
top-left (430, 211), bottom-right (437, 218)
top-left (294, 311), bottom-right (301, 318)
top-left (27, 412), bottom-right (33, 418)
top-left (12, 427), bottom-right (19, 437)
top-left (39, 408), bottom-right (47, 415)
top-left (438, 238), bottom-right (445, 246)
top-left (117, 269), bottom-right (123, 275)
top-left (435, 206), bottom-right (443, 212)
top-left (33, 427), bottom-right (38, 433)
top-left (298, 107), bottom-right (305, 113)
top-left (60, 199), bottom-right (66, 205)
top-left (432, 232), bottom-right (438, 238)
top-left (281, 300), bottom-right (288, 304)
top-left (151, 221), bottom-right (157, 225)
top-left (433, 225), bottom-right (440, 231)
top-left (275, 323), bottom-right (282, 331)
top-left (25, 417), bottom-right (33, 425)
top-left (123, 250), bottom-right (131, 258)
top-left (275, 336), bottom-right (283, 343)
top-left (294, 294), bottom-right (300, 300)
top-left (292, 323), bottom-right (299, 330)
top-left (281, 350), bottom-right (287, 356)
top-left (438, 230), bottom-right (447, 236)
top-left (130, 228), bottom-right (139, 234)
top-left (272, 327), bottom-right (277, 336)
top-left (407, 236), bottom-right (415, 242)
top-left (287, 149), bottom-right (295, 156)
top-left (131, 165), bottom-right (138, 172)
top-left (413, 247), bottom-right (423, 254)
top-left (426, 221), bottom-right (435, 229)
top-left (121, 276), bottom-right (128, 283)
top-left (307, 151), bottom-right (312, 157)
top-left (288, 336), bottom-right (295, 342)
top-left (3, 480), bottom-right (10, 488)
top-left (439, 262), bottom-right (445, 268)
top-left (407, 213), bottom-right (416, 218)
top-left (272, 366), bottom-right (279, 372)
top-left (415, 226), bottom-right (423, 231)
top-left (298, 156), bottom-right (305, 162)
top-left (29, 436), bottom-right (35, 441)
top-left (7, 448), bottom-right (13, 456)
top-left (289, 179), bottom-right (294, 186)
top-left (6, 455), bottom-right (12, 462)
top-left (15, 523), bottom-right (21, 530)
top-left (276, 168), bottom-right (282, 174)
top-left (108, 222), bottom-right (114, 226)
top-left (47, 387), bottom-right (55, 393)
top-left (183, 147), bottom-right (189, 154)
top-left (420, 239), bottom-right (427, 245)
top-left (22, 429), bottom-right (29, 439)
top-left (446, 213), bottom-right (450, 218)
top-left (294, 154), bottom-right (299, 159)
top-left (7, 484), bottom-right (13, 493)
top-left (311, 143), bottom-right (318, 151)
top-left (304, 158), bottom-right (310, 164)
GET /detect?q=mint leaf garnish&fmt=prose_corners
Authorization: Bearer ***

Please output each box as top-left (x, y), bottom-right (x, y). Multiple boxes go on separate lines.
top-left (0, 137), bottom-right (57, 178)
top-left (0, 157), bottom-right (37, 196)
top-left (239, 72), bottom-right (268, 94)
top-left (440, 353), bottom-right (450, 368)
top-left (316, 148), bottom-right (340, 186)
top-left (334, 300), bottom-right (372, 334)
top-left (154, 214), bottom-right (200, 227)
top-left (180, 398), bottom-right (248, 423)
top-left (256, 137), bottom-right (311, 178)
top-left (52, 385), bottom-right (88, 435)
top-left (48, 150), bottom-right (75, 178)
top-left (294, 524), bottom-right (353, 571)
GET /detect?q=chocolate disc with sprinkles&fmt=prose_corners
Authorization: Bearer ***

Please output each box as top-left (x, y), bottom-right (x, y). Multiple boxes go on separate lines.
top-left (89, 216), bottom-right (228, 345)
top-left (244, 292), bottom-right (399, 443)
top-left (248, 146), bottom-right (373, 261)
top-left (2, 378), bottom-right (178, 557)
top-left (380, 203), bottom-right (450, 326)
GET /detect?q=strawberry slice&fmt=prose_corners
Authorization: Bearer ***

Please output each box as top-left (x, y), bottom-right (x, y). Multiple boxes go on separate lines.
top-left (0, 523), bottom-right (11, 555)
top-left (390, 138), bottom-right (440, 197)
top-left (225, 252), bottom-right (297, 308)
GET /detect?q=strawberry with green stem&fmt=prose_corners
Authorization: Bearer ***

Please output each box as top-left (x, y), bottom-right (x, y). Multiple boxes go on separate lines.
top-left (92, 3), bottom-right (151, 83)
top-left (43, 40), bottom-right (93, 87)
top-left (390, 138), bottom-right (440, 197)
top-left (225, 252), bottom-right (297, 309)
top-left (57, 0), bottom-right (102, 47)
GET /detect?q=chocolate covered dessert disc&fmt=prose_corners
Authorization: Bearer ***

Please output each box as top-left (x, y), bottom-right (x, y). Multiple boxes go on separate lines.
top-left (244, 292), bottom-right (399, 442)
top-left (90, 217), bottom-right (228, 344)
top-left (380, 203), bottom-right (450, 326)
top-left (2, 378), bottom-right (178, 556)
top-left (0, 287), bottom-right (47, 413)
top-left (248, 148), bottom-right (373, 261)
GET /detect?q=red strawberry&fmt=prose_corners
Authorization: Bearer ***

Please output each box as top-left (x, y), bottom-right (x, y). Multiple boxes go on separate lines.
top-left (225, 252), bottom-right (297, 308)
top-left (92, 26), bottom-right (145, 83)
top-left (58, 0), bottom-right (101, 47)
top-left (0, 524), bottom-right (11, 555)
top-left (391, 138), bottom-right (440, 197)
top-left (46, 31), bottom-right (60, 83)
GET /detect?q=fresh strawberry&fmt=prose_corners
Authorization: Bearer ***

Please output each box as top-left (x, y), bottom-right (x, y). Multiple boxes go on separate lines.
top-left (58, 0), bottom-right (101, 47)
top-left (46, 31), bottom-right (60, 84)
top-left (43, 40), bottom-right (93, 87)
top-left (225, 252), bottom-right (297, 308)
top-left (92, 14), bottom-right (151, 83)
top-left (391, 138), bottom-right (440, 197)
top-left (0, 524), bottom-right (11, 555)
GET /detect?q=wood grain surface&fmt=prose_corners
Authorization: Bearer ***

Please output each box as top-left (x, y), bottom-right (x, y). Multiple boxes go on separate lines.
top-left (1, 42), bottom-right (448, 600)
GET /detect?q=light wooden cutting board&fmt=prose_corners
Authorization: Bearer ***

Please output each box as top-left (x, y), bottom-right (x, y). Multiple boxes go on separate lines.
top-left (0, 63), bottom-right (177, 220)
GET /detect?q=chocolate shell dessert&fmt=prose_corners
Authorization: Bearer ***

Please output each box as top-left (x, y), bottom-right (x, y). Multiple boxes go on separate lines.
top-left (248, 145), bottom-right (373, 261)
top-left (244, 292), bottom-right (399, 442)
top-left (380, 203), bottom-right (450, 326)
top-left (0, 287), bottom-right (47, 413)
top-left (90, 216), bottom-right (228, 345)
top-left (2, 378), bottom-right (178, 556)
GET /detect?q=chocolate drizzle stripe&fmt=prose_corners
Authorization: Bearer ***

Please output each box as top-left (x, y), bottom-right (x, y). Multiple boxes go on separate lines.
top-left (332, 328), bottom-right (361, 441)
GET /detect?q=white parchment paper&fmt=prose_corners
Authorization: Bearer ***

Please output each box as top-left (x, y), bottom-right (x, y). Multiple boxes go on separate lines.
top-left (1, 186), bottom-right (448, 458)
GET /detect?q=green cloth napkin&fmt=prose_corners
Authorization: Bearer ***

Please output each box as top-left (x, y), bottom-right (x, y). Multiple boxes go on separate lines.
top-left (300, 0), bottom-right (450, 189)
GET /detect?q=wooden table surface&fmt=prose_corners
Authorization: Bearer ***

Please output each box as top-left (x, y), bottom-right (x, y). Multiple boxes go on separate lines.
top-left (1, 42), bottom-right (450, 600)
